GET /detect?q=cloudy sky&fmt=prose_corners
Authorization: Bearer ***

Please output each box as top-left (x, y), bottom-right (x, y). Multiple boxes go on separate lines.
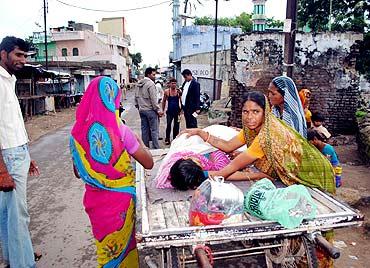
top-left (0, 0), bottom-right (286, 66)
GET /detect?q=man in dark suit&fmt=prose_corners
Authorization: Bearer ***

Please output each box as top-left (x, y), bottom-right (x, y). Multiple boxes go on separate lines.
top-left (181, 69), bottom-right (200, 128)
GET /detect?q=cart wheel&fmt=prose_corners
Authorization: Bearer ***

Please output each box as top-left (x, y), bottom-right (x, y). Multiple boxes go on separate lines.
top-left (264, 237), bottom-right (318, 268)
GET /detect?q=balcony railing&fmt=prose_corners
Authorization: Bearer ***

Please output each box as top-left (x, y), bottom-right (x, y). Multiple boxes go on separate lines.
top-left (51, 31), bottom-right (85, 41)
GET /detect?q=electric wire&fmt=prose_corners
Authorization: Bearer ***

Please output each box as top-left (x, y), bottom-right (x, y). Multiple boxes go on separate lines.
top-left (54, 0), bottom-right (171, 13)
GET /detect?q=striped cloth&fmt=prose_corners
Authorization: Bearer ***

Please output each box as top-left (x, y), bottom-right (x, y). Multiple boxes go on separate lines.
top-left (271, 76), bottom-right (307, 137)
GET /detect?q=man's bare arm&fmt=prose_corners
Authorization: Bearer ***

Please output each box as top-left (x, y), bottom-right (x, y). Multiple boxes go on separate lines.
top-left (0, 151), bottom-right (15, 191)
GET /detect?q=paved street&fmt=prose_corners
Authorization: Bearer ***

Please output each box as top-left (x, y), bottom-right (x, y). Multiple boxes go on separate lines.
top-left (25, 90), bottom-right (168, 267)
top-left (28, 124), bottom-right (95, 267)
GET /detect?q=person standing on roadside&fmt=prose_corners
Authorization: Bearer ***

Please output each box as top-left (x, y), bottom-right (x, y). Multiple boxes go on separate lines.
top-left (135, 67), bottom-right (163, 148)
top-left (162, 77), bottom-right (182, 145)
top-left (120, 79), bottom-right (127, 100)
top-left (181, 69), bottom-right (200, 128)
top-left (0, 36), bottom-right (40, 268)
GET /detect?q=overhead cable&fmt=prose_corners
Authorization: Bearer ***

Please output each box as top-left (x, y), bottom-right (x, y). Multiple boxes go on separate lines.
top-left (55, 0), bottom-right (171, 12)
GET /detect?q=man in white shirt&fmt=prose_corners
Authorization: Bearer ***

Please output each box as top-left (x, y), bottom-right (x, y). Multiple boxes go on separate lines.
top-left (0, 36), bottom-right (40, 268)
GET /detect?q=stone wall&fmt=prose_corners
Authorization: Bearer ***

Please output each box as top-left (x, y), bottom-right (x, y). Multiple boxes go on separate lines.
top-left (229, 32), bottom-right (365, 134)
top-left (357, 109), bottom-right (370, 164)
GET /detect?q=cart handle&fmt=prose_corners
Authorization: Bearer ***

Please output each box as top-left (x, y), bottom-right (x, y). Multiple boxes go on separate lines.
top-left (314, 234), bottom-right (341, 259)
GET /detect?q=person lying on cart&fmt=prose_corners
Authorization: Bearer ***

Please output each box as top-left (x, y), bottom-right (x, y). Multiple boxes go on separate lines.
top-left (155, 124), bottom-right (271, 191)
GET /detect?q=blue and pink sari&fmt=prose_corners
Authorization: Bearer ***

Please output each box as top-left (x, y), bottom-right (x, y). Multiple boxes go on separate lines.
top-left (70, 76), bottom-right (139, 267)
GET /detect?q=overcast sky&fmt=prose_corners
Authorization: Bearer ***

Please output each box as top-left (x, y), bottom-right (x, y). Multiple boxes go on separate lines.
top-left (0, 0), bottom-right (286, 67)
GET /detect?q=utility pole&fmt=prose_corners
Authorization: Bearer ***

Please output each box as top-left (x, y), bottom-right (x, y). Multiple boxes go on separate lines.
top-left (172, 0), bottom-right (180, 79)
top-left (328, 0), bottom-right (333, 31)
top-left (284, 0), bottom-right (298, 78)
top-left (43, 0), bottom-right (48, 69)
top-left (213, 0), bottom-right (219, 101)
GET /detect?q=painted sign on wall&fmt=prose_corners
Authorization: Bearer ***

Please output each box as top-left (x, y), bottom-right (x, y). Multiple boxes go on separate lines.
top-left (181, 64), bottom-right (211, 78)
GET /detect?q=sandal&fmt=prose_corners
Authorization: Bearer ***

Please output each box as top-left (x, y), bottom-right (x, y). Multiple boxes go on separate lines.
top-left (34, 252), bottom-right (43, 261)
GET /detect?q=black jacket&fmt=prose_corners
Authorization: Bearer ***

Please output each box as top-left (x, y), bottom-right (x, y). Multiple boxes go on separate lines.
top-left (181, 79), bottom-right (200, 113)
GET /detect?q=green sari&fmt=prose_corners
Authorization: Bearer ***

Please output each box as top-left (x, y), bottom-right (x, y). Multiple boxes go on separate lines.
top-left (243, 97), bottom-right (335, 194)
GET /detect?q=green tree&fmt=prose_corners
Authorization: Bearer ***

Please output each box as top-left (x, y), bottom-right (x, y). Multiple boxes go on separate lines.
top-left (194, 12), bottom-right (253, 33)
top-left (235, 12), bottom-right (253, 33)
top-left (356, 32), bottom-right (370, 79)
top-left (298, 0), bottom-right (369, 32)
top-left (129, 52), bottom-right (142, 68)
top-left (266, 17), bottom-right (284, 29)
top-left (297, 0), bottom-right (370, 79)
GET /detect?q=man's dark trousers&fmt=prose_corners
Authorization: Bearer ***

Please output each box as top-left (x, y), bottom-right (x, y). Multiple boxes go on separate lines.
top-left (183, 108), bottom-right (197, 128)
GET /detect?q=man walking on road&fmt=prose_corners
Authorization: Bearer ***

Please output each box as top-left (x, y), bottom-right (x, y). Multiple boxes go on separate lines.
top-left (135, 67), bottom-right (163, 148)
top-left (0, 36), bottom-right (40, 268)
top-left (181, 69), bottom-right (200, 128)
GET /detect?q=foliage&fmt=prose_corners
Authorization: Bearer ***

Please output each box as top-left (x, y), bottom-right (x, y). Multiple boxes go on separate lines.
top-left (194, 12), bottom-right (283, 33)
top-left (297, 1), bottom-right (370, 79)
top-left (298, 0), bottom-right (370, 32)
top-left (355, 110), bottom-right (367, 120)
top-left (235, 12), bottom-right (253, 33)
top-left (129, 52), bottom-right (142, 68)
top-left (356, 32), bottom-right (370, 79)
top-left (194, 12), bottom-right (253, 33)
top-left (266, 17), bottom-right (284, 28)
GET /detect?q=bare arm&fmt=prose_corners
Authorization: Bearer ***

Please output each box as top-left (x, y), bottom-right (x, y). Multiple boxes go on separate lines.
top-left (131, 146), bottom-right (153, 169)
top-left (180, 128), bottom-right (244, 153)
top-left (0, 151), bottom-right (15, 191)
top-left (131, 134), bottom-right (154, 169)
top-left (227, 171), bottom-right (272, 181)
top-left (162, 90), bottom-right (168, 112)
top-left (208, 151), bottom-right (257, 179)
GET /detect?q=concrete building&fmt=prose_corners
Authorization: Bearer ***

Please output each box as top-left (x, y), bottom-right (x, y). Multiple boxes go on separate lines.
top-left (30, 20), bottom-right (130, 93)
top-left (252, 0), bottom-right (267, 31)
top-left (180, 25), bottom-right (242, 57)
top-left (170, 24), bottom-right (241, 86)
top-left (98, 17), bottom-right (127, 38)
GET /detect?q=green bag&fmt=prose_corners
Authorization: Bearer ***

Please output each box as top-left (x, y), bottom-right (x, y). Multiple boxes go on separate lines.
top-left (244, 178), bottom-right (317, 229)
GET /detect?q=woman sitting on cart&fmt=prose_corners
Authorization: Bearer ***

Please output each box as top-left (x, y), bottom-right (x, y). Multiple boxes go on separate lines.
top-left (69, 76), bottom-right (153, 268)
top-left (182, 90), bottom-right (335, 194)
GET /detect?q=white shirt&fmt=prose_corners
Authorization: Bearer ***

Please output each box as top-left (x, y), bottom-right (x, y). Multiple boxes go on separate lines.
top-left (155, 83), bottom-right (163, 101)
top-left (181, 81), bottom-right (191, 106)
top-left (0, 66), bottom-right (28, 149)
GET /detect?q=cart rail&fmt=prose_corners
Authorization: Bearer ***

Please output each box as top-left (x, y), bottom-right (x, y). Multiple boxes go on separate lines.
top-left (136, 149), bottom-right (364, 249)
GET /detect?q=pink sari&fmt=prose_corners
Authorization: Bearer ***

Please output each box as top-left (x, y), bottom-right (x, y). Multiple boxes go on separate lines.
top-left (70, 76), bottom-right (139, 267)
top-left (156, 150), bottom-right (230, 188)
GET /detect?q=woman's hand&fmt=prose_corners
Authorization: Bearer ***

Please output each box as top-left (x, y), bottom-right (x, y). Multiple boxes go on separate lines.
top-left (228, 151), bottom-right (241, 160)
top-left (178, 128), bottom-right (203, 139)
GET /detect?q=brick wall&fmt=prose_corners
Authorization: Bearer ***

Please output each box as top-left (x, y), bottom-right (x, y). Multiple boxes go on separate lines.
top-left (229, 32), bottom-right (364, 134)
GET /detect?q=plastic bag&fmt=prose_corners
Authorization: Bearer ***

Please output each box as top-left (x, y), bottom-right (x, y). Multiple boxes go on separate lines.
top-left (244, 178), bottom-right (317, 229)
top-left (189, 178), bottom-right (244, 226)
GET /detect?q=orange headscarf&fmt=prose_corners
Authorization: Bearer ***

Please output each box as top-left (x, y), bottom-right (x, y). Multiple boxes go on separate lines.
top-left (299, 88), bottom-right (311, 108)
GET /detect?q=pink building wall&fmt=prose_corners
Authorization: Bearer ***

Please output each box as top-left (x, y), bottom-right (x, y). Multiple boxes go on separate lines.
top-left (54, 31), bottom-right (111, 57)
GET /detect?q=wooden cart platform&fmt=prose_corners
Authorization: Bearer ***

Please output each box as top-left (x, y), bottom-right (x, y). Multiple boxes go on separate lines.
top-left (135, 149), bottom-right (363, 250)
